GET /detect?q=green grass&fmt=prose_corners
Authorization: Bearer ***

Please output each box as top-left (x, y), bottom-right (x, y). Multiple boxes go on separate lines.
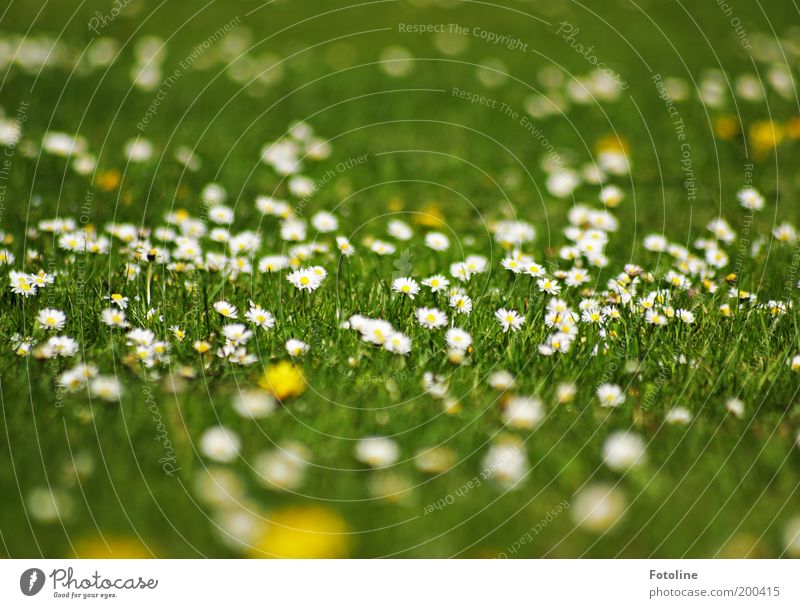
top-left (0, 0), bottom-right (799, 558)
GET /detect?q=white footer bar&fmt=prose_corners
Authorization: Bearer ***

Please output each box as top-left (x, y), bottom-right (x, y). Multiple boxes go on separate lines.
top-left (1, 560), bottom-right (796, 606)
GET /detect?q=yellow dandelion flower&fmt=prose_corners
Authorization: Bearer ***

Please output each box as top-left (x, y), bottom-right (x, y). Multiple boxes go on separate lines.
top-left (785, 117), bottom-right (800, 140)
top-left (714, 116), bottom-right (739, 140)
top-left (258, 361), bottom-right (306, 401)
top-left (595, 134), bottom-right (629, 154)
top-left (387, 196), bottom-right (404, 212)
top-left (414, 202), bottom-right (445, 228)
top-left (73, 536), bottom-right (153, 558)
top-left (749, 120), bottom-right (784, 153)
top-left (95, 169), bottom-right (121, 191)
top-left (249, 506), bottom-right (350, 558)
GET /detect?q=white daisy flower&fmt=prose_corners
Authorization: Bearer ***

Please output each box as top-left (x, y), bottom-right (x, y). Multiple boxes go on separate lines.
top-left (36, 308), bottom-right (66, 331)
top-left (200, 426), bottom-right (241, 463)
top-left (336, 236), bottom-right (356, 257)
top-left (245, 305), bottom-right (275, 330)
top-left (495, 308), bottom-right (525, 333)
top-left (90, 376), bottom-right (123, 402)
top-left (424, 232), bottom-right (450, 251)
top-left (233, 389), bottom-right (277, 419)
top-left (596, 383), bottom-right (625, 408)
top-left (449, 292), bottom-right (472, 314)
top-left (737, 186), bottom-right (764, 211)
top-left (101, 307), bottom-right (127, 328)
top-left (391, 277), bottom-right (420, 299)
top-left (222, 324), bottom-right (253, 346)
top-left (602, 431), bottom-right (646, 471)
top-left (355, 437), bottom-right (399, 468)
top-left (384, 331), bottom-right (412, 355)
top-left (387, 220), bottom-right (413, 240)
top-left (445, 327), bottom-right (472, 350)
top-left (311, 211), bottom-right (338, 232)
top-left (665, 407), bottom-right (693, 425)
top-left (502, 396), bottom-right (544, 429)
top-left (422, 274), bottom-right (449, 292)
top-left (285, 338), bottom-right (309, 357)
top-left (286, 268), bottom-right (323, 292)
top-left (725, 397), bottom-right (745, 418)
top-left (488, 370), bottom-right (515, 390)
top-left (416, 307), bottom-right (448, 329)
top-left (213, 300), bottom-right (238, 319)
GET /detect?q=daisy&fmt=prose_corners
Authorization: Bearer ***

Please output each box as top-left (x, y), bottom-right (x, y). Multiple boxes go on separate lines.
top-left (285, 339), bottom-right (309, 357)
top-left (725, 397), bottom-right (745, 418)
top-left (245, 305), bottom-right (275, 330)
top-left (392, 277), bottom-right (420, 299)
top-left (596, 383), bottom-right (624, 408)
top-left (537, 276), bottom-right (561, 294)
top-left (286, 268), bottom-right (323, 292)
top-left (523, 261), bottom-right (546, 277)
top-left (280, 219), bottom-right (307, 242)
top-left (208, 205), bottom-right (234, 225)
top-left (127, 328), bottom-right (155, 346)
top-left (602, 432), bottom-right (646, 471)
top-left (9, 271), bottom-right (36, 296)
top-left (213, 300), bottom-right (238, 319)
top-left (449, 292), bottom-right (472, 314)
top-left (90, 376), bottom-right (123, 402)
top-left (501, 257), bottom-right (524, 274)
top-left (565, 267), bottom-right (591, 287)
top-left (599, 185), bottom-right (624, 207)
top-left (336, 236), bottom-right (356, 257)
top-left (369, 240), bottom-right (396, 255)
top-left (42, 336), bottom-right (79, 358)
top-left (488, 370), bottom-right (515, 390)
top-left (258, 255), bottom-right (290, 273)
top-left (233, 389), bottom-right (277, 419)
top-left (464, 255), bottom-right (488, 274)
top-left (665, 407), bottom-right (693, 425)
top-left (737, 186), bottom-right (764, 211)
top-left (384, 332), bottom-right (412, 355)
top-left (645, 309), bottom-right (668, 326)
top-left (422, 274), bottom-right (449, 293)
top-left (200, 426), bottom-right (241, 463)
top-left (416, 307), bottom-right (448, 329)
top-left (0, 249), bottom-right (15, 265)
top-left (101, 307), bottom-right (127, 328)
top-left (556, 382), bottom-right (577, 404)
top-left (362, 319), bottom-right (394, 345)
top-left (255, 441), bottom-right (309, 491)
top-left (256, 196), bottom-right (290, 217)
top-left (572, 483), bottom-right (626, 532)
top-left (445, 328), bottom-right (472, 350)
top-left (495, 308), bottom-right (525, 333)
top-left (424, 232), bottom-right (450, 251)
top-left (789, 355), bottom-right (800, 372)
top-left (36, 308), bottom-right (66, 331)
top-left (482, 440), bottom-right (527, 488)
top-left (676, 309), bottom-right (695, 324)
top-left (493, 220), bottom-right (535, 247)
top-left (355, 437), bottom-right (399, 468)
top-left (311, 211), bottom-right (338, 232)
top-left (222, 324), bottom-right (253, 346)
top-left (443, 261), bottom-right (465, 282)
top-left (502, 396), bottom-right (544, 429)
top-left (387, 220), bottom-right (413, 241)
